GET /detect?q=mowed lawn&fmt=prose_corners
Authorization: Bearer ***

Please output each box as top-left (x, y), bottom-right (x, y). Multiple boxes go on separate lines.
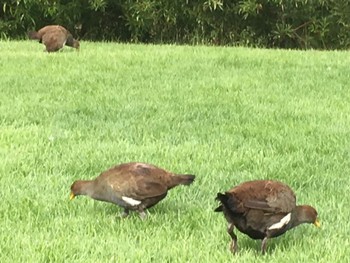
top-left (0, 40), bottom-right (349, 262)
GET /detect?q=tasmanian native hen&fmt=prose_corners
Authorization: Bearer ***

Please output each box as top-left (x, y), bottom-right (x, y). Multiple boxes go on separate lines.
top-left (28, 25), bottom-right (79, 52)
top-left (70, 162), bottom-right (195, 219)
top-left (215, 180), bottom-right (320, 254)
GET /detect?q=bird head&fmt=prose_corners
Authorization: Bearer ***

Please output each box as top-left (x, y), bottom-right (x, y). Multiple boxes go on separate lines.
top-left (70, 180), bottom-right (82, 200)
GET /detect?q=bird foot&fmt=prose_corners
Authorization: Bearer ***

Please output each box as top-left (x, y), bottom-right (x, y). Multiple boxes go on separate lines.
top-left (230, 240), bottom-right (238, 254)
top-left (120, 209), bottom-right (129, 218)
top-left (261, 237), bottom-right (268, 255)
top-left (138, 211), bottom-right (147, 220)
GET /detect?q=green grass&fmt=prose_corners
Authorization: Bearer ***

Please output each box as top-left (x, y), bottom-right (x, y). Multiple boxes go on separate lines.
top-left (1, 40), bottom-right (350, 262)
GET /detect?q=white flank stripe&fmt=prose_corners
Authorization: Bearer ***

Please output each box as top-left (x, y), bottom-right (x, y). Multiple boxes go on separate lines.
top-left (122, 196), bottom-right (142, 206)
top-left (268, 213), bottom-right (291, 230)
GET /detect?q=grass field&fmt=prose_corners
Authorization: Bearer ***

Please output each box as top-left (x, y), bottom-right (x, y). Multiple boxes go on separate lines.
top-left (1, 40), bottom-right (350, 262)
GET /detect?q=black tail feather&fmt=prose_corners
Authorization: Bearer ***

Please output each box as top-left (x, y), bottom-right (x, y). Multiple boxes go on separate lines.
top-left (214, 192), bottom-right (240, 213)
top-left (214, 192), bottom-right (229, 212)
top-left (214, 205), bottom-right (223, 212)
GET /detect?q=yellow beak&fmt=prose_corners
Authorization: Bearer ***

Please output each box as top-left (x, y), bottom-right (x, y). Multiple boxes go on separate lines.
top-left (314, 218), bottom-right (321, 227)
top-left (69, 192), bottom-right (75, 201)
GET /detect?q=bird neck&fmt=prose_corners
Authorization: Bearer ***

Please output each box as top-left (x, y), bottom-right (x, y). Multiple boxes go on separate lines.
top-left (289, 206), bottom-right (310, 228)
top-left (79, 180), bottom-right (98, 198)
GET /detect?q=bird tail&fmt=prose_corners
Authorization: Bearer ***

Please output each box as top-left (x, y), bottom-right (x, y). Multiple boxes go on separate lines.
top-left (28, 31), bottom-right (39, 40)
top-left (214, 193), bottom-right (228, 212)
top-left (214, 204), bottom-right (223, 212)
top-left (167, 174), bottom-right (195, 189)
top-left (214, 192), bottom-right (240, 213)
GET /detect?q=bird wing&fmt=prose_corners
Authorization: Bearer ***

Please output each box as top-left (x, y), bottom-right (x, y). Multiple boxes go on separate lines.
top-left (42, 32), bottom-right (57, 44)
top-left (103, 167), bottom-right (168, 201)
top-left (42, 31), bottom-right (67, 51)
top-left (38, 25), bottom-right (67, 38)
top-left (132, 178), bottom-right (168, 199)
top-left (233, 180), bottom-right (296, 213)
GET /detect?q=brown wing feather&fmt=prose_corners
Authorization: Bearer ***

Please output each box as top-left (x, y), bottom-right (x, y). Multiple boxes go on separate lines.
top-left (99, 163), bottom-right (168, 200)
top-left (231, 180), bottom-right (296, 213)
top-left (105, 162), bottom-right (178, 187)
top-left (130, 179), bottom-right (168, 199)
top-left (38, 25), bottom-right (68, 38)
top-left (42, 31), bottom-right (67, 52)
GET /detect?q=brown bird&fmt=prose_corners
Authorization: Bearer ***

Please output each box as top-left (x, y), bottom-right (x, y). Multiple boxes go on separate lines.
top-left (28, 25), bottom-right (79, 52)
top-left (70, 162), bottom-right (195, 219)
top-left (215, 180), bottom-right (320, 254)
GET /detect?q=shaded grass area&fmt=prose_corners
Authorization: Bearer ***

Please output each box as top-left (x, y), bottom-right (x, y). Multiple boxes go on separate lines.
top-left (0, 41), bottom-right (350, 262)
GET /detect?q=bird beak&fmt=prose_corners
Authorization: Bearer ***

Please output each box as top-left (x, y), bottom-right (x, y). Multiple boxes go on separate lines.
top-left (70, 192), bottom-right (75, 200)
top-left (314, 219), bottom-right (321, 227)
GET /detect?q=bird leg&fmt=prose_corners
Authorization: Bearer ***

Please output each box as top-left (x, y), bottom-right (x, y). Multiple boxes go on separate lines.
top-left (120, 208), bottom-right (129, 218)
top-left (138, 210), bottom-right (147, 220)
top-left (227, 222), bottom-right (238, 254)
top-left (261, 237), bottom-right (268, 255)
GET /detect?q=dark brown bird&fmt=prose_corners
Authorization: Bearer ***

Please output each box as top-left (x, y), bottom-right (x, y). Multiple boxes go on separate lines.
top-left (215, 180), bottom-right (320, 254)
top-left (70, 162), bottom-right (195, 219)
top-left (28, 25), bottom-right (79, 52)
